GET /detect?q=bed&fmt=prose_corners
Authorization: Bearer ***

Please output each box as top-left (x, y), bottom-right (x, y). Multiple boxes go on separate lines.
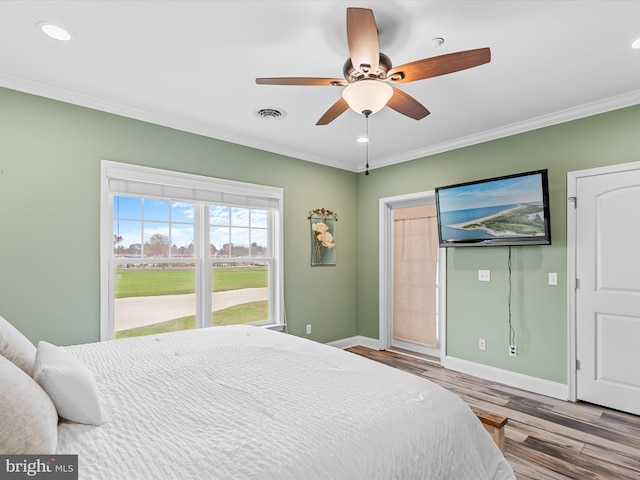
top-left (1, 318), bottom-right (514, 479)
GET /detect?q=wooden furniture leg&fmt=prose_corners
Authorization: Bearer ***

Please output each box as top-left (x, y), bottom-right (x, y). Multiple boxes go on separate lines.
top-left (470, 406), bottom-right (508, 452)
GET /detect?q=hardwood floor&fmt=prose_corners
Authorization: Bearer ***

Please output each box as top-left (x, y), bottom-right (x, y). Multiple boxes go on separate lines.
top-left (346, 346), bottom-right (640, 480)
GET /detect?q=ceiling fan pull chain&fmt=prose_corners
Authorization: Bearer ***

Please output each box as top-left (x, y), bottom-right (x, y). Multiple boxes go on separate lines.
top-left (365, 112), bottom-right (370, 175)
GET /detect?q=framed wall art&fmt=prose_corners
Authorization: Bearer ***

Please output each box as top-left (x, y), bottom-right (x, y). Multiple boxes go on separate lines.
top-left (308, 208), bottom-right (337, 266)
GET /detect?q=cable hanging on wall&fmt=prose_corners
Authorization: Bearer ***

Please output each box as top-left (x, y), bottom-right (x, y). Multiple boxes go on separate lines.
top-left (508, 246), bottom-right (516, 353)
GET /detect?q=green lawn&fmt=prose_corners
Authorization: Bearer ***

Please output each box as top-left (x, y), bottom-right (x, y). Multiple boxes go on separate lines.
top-left (114, 266), bottom-right (269, 339)
top-left (116, 301), bottom-right (268, 339)
top-left (114, 266), bottom-right (267, 298)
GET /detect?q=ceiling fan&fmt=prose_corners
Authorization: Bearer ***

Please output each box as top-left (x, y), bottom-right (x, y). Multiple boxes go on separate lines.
top-left (256, 7), bottom-right (491, 125)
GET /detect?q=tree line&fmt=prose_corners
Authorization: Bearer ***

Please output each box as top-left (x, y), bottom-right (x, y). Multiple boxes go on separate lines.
top-left (114, 233), bottom-right (267, 258)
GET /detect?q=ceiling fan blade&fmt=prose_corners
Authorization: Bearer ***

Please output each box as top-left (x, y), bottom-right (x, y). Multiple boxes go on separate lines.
top-left (346, 7), bottom-right (380, 76)
top-left (387, 47), bottom-right (491, 84)
top-left (316, 97), bottom-right (349, 125)
top-left (256, 77), bottom-right (346, 86)
top-left (387, 88), bottom-right (430, 120)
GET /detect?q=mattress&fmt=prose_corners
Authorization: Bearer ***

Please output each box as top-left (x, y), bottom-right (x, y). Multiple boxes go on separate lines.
top-left (56, 325), bottom-right (514, 479)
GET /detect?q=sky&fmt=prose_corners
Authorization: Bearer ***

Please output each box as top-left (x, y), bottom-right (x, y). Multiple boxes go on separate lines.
top-left (437, 172), bottom-right (545, 212)
top-left (113, 197), bottom-right (267, 253)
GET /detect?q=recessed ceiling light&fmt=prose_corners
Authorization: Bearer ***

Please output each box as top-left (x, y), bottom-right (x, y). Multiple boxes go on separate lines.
top-left (632, 38), bottom-right (640, 49)
top-left (356, 136), bottom-right (370, 143)
top-left (38, 22), bottom-right (72, 41)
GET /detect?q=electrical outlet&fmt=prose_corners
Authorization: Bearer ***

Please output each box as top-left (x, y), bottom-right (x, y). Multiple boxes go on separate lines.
top-left (306, 324), bottom-right (312, 335)
top-left (478, 270), bottom-right (491, 282)
top-left (509, 344), bottom-right (518, 357)
top-left (478, 338), bottom-right (486, 351)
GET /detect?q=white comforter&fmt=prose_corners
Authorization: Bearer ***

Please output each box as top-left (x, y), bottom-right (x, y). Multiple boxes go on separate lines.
top-left (57, 326), bottom-right (514, 479)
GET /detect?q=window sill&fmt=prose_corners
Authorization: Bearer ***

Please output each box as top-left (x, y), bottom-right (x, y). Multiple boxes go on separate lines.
top-left (259, 324), bottom-right (286, 332)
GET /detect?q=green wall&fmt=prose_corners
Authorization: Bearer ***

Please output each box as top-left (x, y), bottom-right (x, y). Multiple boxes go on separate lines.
top-left (0, 87), bottom-right (358, 346)
top-left (357, 104), bottom-right (640, 384)
top-left (3, 85), bottom-right (640, 386)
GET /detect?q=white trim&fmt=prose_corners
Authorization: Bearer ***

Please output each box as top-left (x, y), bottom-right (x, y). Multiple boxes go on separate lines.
top-left (566, 184), bottom-right (577, 402)
top-left (0, 72), bottom-right (354, 172)
top-left (378, 199), bottom-right (393, 350)
top-left (326, 336), bottom-right (380, 350)
top-left (390, 338), bottom-right (440, 358)
top-left (443, 355), bottom-right (569, 401)
top-left (4, 71), bottom-right (640, 173)
top-left (260, 324), bottom-right (286, 332)
top-left (329, 336), bottom-right (569, 400)
top-left (367, 90), bottom-right (640, 172)
top-left (566, 160), bottom-right (640, 402)
top-left (378, 191), bottom-right (447, 362)
top-left (99, 163), bottom-right (112, 341)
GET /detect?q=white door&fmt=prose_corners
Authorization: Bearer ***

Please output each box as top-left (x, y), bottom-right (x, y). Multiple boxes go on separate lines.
top-left (575, 167), bottom-right (640, 415)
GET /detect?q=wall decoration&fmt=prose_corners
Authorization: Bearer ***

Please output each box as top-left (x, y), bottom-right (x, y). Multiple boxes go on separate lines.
top-left (308, 208), bottom-right (337, 266)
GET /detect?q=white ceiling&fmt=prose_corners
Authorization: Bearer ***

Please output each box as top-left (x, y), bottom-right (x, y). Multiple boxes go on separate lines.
top-left (1, 1), bottom-right (640, 172)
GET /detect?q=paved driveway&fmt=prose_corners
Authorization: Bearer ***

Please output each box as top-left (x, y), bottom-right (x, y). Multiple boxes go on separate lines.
top-left (114, 287), bottom-right (268, 331)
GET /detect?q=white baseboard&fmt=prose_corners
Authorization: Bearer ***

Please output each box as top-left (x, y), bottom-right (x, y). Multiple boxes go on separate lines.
top-left (328, 335), bottom-right (569, 401)
top-left (443, 355), bottom-right (569, 400)
top-left (326, 335), bottom-right (380, 350)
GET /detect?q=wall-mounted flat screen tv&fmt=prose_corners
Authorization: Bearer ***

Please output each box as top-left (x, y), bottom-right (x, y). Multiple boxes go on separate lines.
top-left (435, 169), bottom-right (551, 247)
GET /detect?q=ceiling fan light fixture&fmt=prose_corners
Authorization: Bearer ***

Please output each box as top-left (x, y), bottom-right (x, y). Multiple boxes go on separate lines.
top-left (342, 80), bottom-right (393, 115)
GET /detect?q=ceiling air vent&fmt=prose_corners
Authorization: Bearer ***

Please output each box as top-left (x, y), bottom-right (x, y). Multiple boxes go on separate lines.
top-left (255, 107), bottom-right (286, 120)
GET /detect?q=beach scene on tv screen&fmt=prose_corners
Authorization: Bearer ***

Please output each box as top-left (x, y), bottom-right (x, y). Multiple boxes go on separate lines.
top-left (439, 173), bottom-right (546, 242)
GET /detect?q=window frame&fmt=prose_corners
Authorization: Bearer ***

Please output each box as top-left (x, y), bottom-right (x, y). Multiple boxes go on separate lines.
top-left (100, 160), bottom-right (284, 341)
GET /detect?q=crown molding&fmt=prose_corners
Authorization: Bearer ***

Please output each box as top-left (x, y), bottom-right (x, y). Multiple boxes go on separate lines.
top-left (367, 89), bottom-right (640, 173)
top-left (3, 71), bottom-right (639, 174)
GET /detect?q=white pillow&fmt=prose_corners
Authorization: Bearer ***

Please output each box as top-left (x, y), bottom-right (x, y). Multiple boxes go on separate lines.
top-left (0, 314), bottom-right (36, 376)
top-left (33, 341), bottom-right (103, 426)
top-left (0, 354), bottom-right (58, 454)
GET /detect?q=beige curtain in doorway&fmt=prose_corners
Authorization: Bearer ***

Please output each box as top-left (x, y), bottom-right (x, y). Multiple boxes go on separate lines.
top-left (392, 205), bottom-right (439, 348)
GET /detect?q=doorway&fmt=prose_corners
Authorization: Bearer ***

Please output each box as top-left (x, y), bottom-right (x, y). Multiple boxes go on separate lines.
top-left (379, 191), bottom-right (446, 362)
top-left (391, 204), bottom-right (440, 357)
top-left (568, 161), bottom-right (640, 415)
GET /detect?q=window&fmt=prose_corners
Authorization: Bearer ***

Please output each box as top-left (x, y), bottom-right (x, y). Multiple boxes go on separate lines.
top-left (101, 161), bottom-right (284, 341)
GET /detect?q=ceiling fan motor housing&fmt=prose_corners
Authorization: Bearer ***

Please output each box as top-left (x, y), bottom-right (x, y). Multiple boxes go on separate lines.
top-left (255, 7), bottom-right (489, 125)
top-left (343, 53), bottom-right (392, 83)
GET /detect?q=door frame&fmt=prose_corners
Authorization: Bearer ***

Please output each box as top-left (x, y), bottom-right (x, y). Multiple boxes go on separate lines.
top-left (379, 190), bottom-right (447, 362)
top-left (567, 160), bottom-right (640, 402)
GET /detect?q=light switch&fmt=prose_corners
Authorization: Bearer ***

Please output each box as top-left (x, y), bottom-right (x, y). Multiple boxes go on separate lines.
top-left (549, 272), bottom-right (558, 285)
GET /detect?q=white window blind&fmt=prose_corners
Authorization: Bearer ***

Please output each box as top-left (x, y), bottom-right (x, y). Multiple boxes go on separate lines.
top-left (105, 162), bottom-right (282, 210)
